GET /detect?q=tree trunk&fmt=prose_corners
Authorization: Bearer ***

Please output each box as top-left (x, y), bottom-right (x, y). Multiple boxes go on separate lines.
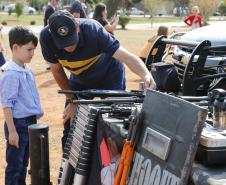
top-left (104, 0), bottom-right (122, 18)
top-left (150, 14), bottom-right (154, 28)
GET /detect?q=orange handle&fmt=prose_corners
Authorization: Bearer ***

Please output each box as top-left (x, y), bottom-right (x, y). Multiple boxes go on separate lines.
top-left (114, 142), bottom-right (129, 185)
top-left (119, 144), bottom-right (135, 185)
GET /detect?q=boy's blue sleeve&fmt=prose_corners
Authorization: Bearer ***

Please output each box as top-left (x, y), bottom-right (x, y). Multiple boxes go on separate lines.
top-left (0, 71), bottom-right (19, 108)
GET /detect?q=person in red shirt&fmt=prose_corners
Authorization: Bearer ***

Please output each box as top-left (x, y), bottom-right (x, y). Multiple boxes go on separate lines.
top-left (184, 6), bottom-right (202, 30)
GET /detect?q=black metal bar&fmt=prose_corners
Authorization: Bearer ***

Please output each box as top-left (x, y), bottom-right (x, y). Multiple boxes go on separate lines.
top-left (194, 72), bottom-right (226, 81)
top-left (161, 38), bottom-right (199, 47)
top-left (145, 35), bottom-right (167, 68)
top-left (168, 32), bottom-right (185, 39)
top-left (204, 45), bottom-right (226, 51)
top-left (182, 40), bottom-right (211, 96)
top-left (58, 89), bottom-right (145, 98)
top-left (180, 96), bottom-right (208, 102)
top-left (72, 98), bottom-right (144, 104)
top-left (204, 63), bottom-right (226, 69)
top-left (28, 124), bottom-right (51, 185)
top-left (194, 101), bottom-right (208, 106)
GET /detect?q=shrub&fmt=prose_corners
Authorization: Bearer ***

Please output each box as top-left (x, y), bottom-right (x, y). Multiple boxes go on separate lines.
top-left (8, 8), bottom-right (13, 15)
top-left (30, 20), bottom-right (36, 25)
top-left (118, 14), bottom-right (131, 30)
top-left (1, 21), bottom-right (7, 26)
top-left (15, 2), bottom-right (23, 17)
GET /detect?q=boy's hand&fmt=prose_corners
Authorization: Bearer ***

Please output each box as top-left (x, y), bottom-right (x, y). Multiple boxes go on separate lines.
top-left (9, 131), bottom-right (19, 148)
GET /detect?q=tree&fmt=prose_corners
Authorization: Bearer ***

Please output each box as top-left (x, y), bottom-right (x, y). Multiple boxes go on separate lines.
top-left (102, 0), bottom-right (118, 18)
top-left (28, 0), bottom-right (48, 11)
top-left (219, 3), bottom-right (226, 16)
top-left (118, 14), bottom-right (131, 29)
top-left (144, 0), bottom-right (163, 26)
top-left (103, 0), bottom-right (142, 18)
top-left (127, 0), bottom-right (142, 8)
top-left (190, 0), bottom-right (221, 25)
top-left (87, 0), bottom-right (102, 4)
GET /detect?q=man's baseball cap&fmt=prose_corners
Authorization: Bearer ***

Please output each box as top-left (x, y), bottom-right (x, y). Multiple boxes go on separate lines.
top-left (48, 10), bottom-right (78, 49)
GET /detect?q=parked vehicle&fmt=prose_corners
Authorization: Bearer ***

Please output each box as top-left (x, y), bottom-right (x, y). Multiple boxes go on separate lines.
top-left (173, 23), bottom-right (226, 67)
top-left (4, 4), bottom-right (36, 14)
top-left (23, 5), bottom-right (36, 14)
top-left (213, 11), bottom-right (221, 16)
top-left (127, 7), bottom-right (144, 15)
top-left (145, 23), bottom-right (226, 96)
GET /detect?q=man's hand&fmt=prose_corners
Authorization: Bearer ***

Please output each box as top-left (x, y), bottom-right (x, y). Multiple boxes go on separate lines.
top-left (63, 103), bottom-right (78, 125)
top-left (113, 47), bottom-right (157, 90)
top-left (144, 74), bottom-right (156, 90)
top-left (9, 131), bottom-right (19, 148)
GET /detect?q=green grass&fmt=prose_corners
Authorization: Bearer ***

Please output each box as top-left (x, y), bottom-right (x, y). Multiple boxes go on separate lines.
top-left (0, 12), bottom-right (183, 26)
top-left (0, 12), bottom-right (44, 26)
top-left (0, 10), bottom-right (223, 27)
top-left (129, 16), bottom-right (183, 24)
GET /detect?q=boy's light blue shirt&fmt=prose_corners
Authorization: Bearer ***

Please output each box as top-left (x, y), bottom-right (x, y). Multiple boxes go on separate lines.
top-left (0, 61), bottom-right (43, 118)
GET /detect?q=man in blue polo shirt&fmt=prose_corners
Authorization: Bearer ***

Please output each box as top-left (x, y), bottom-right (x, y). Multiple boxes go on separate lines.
top-left (40, 10), bottom-right (156, 149)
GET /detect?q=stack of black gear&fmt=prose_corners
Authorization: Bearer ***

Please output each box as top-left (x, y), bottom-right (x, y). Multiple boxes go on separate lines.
top-left (57, 104), bottom-right (99, 185)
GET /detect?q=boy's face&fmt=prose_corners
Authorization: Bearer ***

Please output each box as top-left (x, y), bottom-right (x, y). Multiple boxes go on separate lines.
top-left (13, 41), bottom-right (36, 64)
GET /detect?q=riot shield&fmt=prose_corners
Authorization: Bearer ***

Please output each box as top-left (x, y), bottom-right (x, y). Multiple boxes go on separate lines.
top-left (128, 90), bottom-right (207, 185)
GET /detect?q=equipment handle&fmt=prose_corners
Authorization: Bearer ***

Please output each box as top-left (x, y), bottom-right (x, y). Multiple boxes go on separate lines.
top-left (72, 98), bottom-right (144, 104)
top-left (40, 134), bottom-right (46, 180)
top-left (120, 144), bottom-right (135, 185)
top-left (114, 142), bottom-right (129, 185)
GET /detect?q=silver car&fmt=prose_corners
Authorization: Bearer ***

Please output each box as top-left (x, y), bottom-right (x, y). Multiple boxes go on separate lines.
top-left (173, 23), bottom-right (226, 67)
top-left (171, 23), bottom-right (226, 95)
top-left (146, 23), bottom-right (226, 96)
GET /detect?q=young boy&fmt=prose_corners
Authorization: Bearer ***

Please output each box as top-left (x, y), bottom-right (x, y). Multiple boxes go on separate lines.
top-left (0, 26), bottom-right (43, 185)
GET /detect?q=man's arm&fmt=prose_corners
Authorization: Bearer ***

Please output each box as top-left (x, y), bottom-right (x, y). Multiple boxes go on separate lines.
top-left (50, 63), bottom-right (74, 99)
top-left (113, 46), bottom-right (156, 89)
top-left (3, 107), bottom-right (19, 148)
top-left (50, 62), bottom-right (77, 124)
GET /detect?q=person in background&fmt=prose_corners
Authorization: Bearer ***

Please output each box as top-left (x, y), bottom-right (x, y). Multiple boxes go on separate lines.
top-left (69, 0), bottom-right (87, 18)
top-left (139, 26), bottom-right (169, 62)
top-left (93, 3), bottom-right (118, 34)
top-left (44, 0), bottom-right (58, 27)
top-left (0, 26), bottom-right (43, 185)
top-left (79, 0), bottom-right (89, 16)
top-left (44, 0), bottom-right (58, 70)
top-left (184, 6), bottom-right (202, 30)
top-left (0, 24), bottom-right (6, 67)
